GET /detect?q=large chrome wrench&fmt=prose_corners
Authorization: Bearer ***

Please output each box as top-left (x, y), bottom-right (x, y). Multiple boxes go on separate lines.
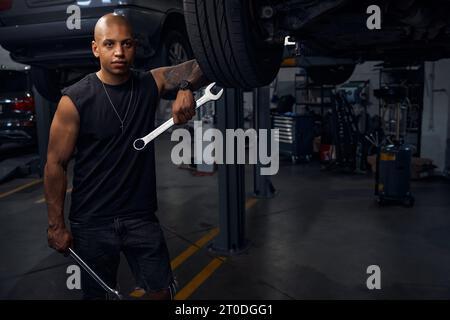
top-left (133, 82), bottom-right (223, 151)
top-left (68, 248), bottom-right (122, 300)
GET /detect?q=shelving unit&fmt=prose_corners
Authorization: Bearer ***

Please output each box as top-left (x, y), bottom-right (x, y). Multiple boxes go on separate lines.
top-left (377, 64), bottom-right (424, 156)
top-left (294, 71), bottom-right (335, 117)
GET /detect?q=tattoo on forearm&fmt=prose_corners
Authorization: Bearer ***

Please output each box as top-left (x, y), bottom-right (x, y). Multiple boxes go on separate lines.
top-left (162, 59), bottom-right (209, 98)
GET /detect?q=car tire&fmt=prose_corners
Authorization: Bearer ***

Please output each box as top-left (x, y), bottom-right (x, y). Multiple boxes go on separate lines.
top-left (151, 29), bottom-right (194, 69)
top-left (30, 67), bottom-right (62, 103)
top-left (307, 64), bottom-right (356, 85)
top-left (162, 30), bottom-right (193, 66)
top-left (183, 0), bottom-right (284, 89)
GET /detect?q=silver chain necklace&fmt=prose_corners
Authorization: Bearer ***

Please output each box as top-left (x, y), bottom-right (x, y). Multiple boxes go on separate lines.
top-left (100, 74), bottom-right (134, 134)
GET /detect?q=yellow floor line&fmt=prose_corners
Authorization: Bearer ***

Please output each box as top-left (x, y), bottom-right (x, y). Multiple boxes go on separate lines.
top-left (175, 257), bottom-right (226, 300)
top-left (128, 227), bottom-right (221, 298)
top-left (171, 227), bottom-right (219, 271)
top-left (129, 287), bottom-right (146, 298)
top-left (129, 197), bottom-right (257, 299)
top-left (35, 188), bottom-right (72, 204)
top-left (170, 197), bottom-right (257, 271)
top-left (0, 179), bottom-right (43, 200)
top-left (171, 198), bottom-right (258, 300)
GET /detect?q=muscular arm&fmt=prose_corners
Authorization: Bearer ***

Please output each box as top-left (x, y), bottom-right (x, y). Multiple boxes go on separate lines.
top-left (45, 96), bottom-right (79, 252)
top-left (150, 59), bottom-right (210, 124)
top-left (151, 59), bottom-right (209, 99)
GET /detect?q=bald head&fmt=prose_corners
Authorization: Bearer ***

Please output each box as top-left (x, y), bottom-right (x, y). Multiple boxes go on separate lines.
top-left (94, 13), bottom-right (133, 41)
top-left (92, 13), bottom-right (136, 79)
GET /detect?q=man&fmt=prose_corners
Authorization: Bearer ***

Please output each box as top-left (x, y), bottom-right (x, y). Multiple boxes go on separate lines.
top-left (45, 13), bottom-right (208, 300)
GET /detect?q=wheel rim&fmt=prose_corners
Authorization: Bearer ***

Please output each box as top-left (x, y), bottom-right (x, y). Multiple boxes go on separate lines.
top-left (168, 42), bottom-right (188, 66)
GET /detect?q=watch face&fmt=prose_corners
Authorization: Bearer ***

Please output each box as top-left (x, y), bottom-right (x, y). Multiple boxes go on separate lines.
top-left (179, 80), bottom-right (190, 90)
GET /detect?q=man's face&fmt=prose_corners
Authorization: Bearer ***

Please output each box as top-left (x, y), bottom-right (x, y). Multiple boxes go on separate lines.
top-left (92, 23), bottom-right (136, 75)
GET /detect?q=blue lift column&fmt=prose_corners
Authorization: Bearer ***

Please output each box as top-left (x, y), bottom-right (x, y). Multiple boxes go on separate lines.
top-left (253, 86), bottom-right (276, 198)
top-left (209, 88), bottom-right (248, 255)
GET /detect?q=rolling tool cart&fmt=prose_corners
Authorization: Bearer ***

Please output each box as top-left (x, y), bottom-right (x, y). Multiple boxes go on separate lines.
top-left (375, 144), bottom-right (414, 207)
top-left (272, 113), bottom-right (314, 163)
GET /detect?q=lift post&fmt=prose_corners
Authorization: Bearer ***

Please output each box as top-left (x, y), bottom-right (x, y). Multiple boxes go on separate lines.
top-left (253, 86), bottom-right (276, 198)
top-left (209, 88), bottom-right (248, 255)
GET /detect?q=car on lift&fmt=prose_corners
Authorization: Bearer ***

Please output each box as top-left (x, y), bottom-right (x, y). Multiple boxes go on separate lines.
top-left (0, 68), bottom-right (36, 146)
top-left (0, 0), bottom-right (193, 103)
top-left (183, 0), bottom-right (450, 89)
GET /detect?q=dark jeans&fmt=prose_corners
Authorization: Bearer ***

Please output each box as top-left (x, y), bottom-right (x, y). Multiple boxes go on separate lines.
top-left (70, 215), bottom-right (174, 300)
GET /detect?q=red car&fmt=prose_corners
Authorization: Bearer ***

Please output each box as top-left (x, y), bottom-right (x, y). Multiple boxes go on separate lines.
top-left (0, 69), bottom-right (36, 146)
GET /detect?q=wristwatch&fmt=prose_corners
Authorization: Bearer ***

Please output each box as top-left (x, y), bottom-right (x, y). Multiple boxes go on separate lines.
top-left (178, 80), bottom-right (193, 91)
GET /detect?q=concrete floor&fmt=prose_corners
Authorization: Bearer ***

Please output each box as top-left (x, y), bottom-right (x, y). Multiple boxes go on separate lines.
top-left (1, 133), bottom-right (450, 299)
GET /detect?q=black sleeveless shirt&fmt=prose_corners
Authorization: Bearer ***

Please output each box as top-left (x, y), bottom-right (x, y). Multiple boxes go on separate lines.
top-left (61, 70), bottom-right (159, 224)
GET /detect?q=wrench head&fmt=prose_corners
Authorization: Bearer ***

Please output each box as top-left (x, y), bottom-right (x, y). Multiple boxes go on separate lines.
top-left (133, 139), bottom-right (146, 151)
top-left (204, 82), bottom-right (224, 100)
